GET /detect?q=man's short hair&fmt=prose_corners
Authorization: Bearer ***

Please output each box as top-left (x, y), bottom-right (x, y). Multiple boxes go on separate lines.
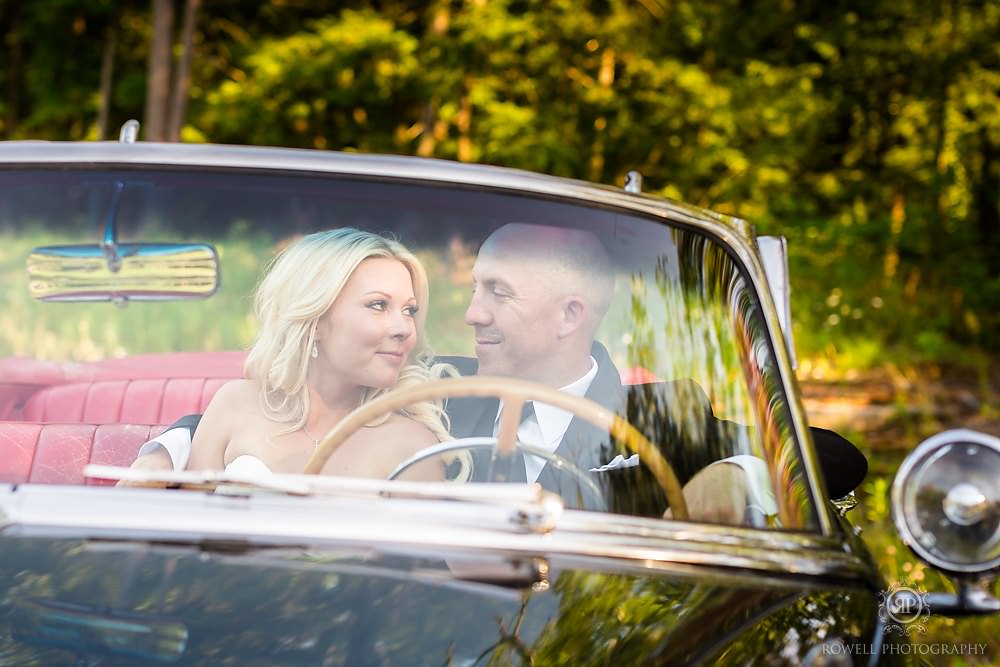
top-left (481, 222), bottom-right (615, 325)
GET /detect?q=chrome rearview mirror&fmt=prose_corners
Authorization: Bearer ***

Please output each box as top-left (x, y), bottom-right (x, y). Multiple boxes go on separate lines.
top-left (27, 243), bottom-right (220, 304)
top-left (26, 175), bottom-right (219, 304)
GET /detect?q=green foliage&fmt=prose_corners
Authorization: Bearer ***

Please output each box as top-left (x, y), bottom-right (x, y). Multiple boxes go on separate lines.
top-left (200, 10), bottom-right (424, 150)
top-left (1, 0), bottom-right (998, 369)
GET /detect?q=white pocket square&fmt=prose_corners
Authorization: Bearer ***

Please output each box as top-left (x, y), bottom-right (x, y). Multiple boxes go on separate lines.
top-left (590, 453), bottom-right (640, 472)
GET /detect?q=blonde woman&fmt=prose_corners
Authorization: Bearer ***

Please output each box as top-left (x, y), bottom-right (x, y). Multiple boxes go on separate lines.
top-left (147, 228), bottom-right (455, 480)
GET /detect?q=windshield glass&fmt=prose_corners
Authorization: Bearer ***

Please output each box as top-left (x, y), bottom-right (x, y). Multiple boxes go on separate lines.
top-left (0, 164), bottom-right (816, 530)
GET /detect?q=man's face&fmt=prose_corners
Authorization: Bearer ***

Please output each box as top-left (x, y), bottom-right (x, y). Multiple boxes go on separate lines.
top-left (464, 250), bottom-right (564, 383)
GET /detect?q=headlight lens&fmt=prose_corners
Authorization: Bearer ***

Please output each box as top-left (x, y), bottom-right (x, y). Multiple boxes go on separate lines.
top-left (891, 429), bottom-right (1000, 573)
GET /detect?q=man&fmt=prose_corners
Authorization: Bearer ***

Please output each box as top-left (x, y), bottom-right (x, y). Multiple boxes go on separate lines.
top-left (443, 223), bottom-right (626, 509)
top-left (446, 222), bottom-right (865, 521)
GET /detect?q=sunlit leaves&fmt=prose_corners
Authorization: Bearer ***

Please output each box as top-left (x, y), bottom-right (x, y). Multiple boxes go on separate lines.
top-left (1, 0), bottom-right (998, 363)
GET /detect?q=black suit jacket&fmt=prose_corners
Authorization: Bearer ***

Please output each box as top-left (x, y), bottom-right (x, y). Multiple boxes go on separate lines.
top-left (442, 343), bottom-right (624, 510)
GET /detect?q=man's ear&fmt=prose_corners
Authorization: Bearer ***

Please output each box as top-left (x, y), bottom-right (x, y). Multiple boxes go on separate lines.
top-left (556, 297), bottom-right (586, 338)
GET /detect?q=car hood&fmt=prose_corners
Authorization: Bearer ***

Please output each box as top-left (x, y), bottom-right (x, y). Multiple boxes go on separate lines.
top-left (1, 484), bottom-right (877, 666)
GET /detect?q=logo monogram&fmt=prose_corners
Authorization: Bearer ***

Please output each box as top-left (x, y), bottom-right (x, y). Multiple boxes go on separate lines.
top-left (878, 581), bottom-right (930, 635)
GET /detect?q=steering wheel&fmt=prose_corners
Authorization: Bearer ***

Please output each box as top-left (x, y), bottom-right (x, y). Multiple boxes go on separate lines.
top-left (303, 376), bottom-right (688, 520)
top-left (388, 436), bottom-right (608, 511)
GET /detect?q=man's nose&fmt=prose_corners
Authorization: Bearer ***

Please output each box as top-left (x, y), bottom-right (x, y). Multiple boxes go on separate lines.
top-left (464, 290), bottom-right (491, 326)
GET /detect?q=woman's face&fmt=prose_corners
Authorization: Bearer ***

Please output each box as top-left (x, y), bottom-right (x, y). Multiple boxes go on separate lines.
top-left (315, 257), bottom-right (418, 392)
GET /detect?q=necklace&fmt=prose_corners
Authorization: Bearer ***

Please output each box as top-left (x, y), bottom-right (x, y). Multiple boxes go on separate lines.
top-left (301, 425), bottom-right (322, 449)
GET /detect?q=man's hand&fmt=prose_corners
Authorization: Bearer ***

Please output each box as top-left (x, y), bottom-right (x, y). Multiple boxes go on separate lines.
top-left (663, 463), bottom-right (749, 524)
top-left (115, 448), bottom-right (173, 488)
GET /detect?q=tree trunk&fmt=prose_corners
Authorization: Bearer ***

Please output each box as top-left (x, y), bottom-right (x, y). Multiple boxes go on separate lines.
top-left (96, 22), bottom-right (118, 140)
top-left (145, 0), bottom-right (175, 142)
top-left (167, 0), bottom-right (201, 141)
top-left (976, 131), bottom-right (999, 256)
top-left (4, 5), bottom-right (23, 137)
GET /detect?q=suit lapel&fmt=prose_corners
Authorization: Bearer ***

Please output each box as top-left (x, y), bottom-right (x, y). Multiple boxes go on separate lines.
top-left (536, 343), bottom-right (624, 498)
top-left (448, 395), bottom-right (498, 439)
top-left (442, 346), bottom-right (623, 495)
top-left (447, 395), bottom-right (529, 483)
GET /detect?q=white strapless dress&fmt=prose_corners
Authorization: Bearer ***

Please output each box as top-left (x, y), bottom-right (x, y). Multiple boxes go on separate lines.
top-left (224, 455), bottom-right (274, 477)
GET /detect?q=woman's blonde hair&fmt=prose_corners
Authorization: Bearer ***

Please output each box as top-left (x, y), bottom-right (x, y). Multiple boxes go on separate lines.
top-left (243, 228), bottom-right (453, 440)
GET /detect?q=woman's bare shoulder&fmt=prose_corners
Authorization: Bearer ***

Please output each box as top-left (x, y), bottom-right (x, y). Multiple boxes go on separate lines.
top-left (205, 379), bottom-right (258, 412)
top-left (188, 380), bottom-right (258, 470)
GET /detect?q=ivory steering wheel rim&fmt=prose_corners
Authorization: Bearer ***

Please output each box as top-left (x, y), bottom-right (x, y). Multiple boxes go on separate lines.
top-left (303, 375), bottom-right (688, 520)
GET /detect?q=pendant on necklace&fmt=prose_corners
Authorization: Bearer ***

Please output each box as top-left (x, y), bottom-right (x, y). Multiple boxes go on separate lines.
top-left (301, 426), bottom-right (321, 450)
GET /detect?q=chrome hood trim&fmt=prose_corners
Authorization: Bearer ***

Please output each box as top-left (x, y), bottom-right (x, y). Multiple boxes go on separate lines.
top-left (0, 485), bottom-right (866, 581)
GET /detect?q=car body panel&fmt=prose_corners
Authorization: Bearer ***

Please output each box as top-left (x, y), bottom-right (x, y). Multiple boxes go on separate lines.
top-left (1, 486), bottom-right (885, 666)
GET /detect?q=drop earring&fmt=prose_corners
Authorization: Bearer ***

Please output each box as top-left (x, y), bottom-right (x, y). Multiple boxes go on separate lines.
top-left (311, 341), bottom-right (319, 359)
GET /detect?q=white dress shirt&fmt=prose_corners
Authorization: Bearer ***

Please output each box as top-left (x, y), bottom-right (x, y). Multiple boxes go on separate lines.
top-left (494, 356), bottom-right (598, 482)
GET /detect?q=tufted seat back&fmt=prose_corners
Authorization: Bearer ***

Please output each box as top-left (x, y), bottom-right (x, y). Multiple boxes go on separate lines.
top-left (21, 378), bottom-right (231, 425)
top-left (0, 423), bottom-right (165, 486)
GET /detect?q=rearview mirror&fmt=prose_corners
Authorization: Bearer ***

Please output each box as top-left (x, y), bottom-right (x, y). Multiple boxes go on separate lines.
top-left (27, 243), bottom-right (220, 303)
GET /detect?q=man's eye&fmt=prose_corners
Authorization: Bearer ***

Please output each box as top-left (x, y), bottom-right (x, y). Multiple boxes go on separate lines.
top-left (367, 300), bottom-right (387, 311)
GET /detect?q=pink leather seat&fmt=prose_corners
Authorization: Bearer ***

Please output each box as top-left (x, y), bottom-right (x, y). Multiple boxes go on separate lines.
top-left (22, 378), bottom-right (231, 424)
top-left (0, 423), bottom-right (165, 486)
top-left (0, 351), bottom-right (244, 423)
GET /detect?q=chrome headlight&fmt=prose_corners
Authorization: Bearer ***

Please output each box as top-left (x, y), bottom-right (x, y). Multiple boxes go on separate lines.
top-left (891, 429), bottom-right (1000, 574)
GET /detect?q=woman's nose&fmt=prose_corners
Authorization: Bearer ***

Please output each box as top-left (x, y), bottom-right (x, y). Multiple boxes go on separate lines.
top-left (389, 313), bottom-right (414, 340)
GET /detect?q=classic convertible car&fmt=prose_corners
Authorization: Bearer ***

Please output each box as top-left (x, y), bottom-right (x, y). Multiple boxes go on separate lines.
top-left (0, 128), bottom-right (998, 665)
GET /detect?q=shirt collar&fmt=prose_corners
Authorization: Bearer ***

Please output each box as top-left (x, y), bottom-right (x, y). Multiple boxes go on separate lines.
top-left (532, 356), bottom-right (599, 447)
top-left (496, 355), bottom-right (599, 448)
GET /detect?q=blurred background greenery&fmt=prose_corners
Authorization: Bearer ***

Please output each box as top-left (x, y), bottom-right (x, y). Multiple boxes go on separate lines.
top-left (1, 0), bottom-right (998, 660)
top-left (2, 0), bottom-right (996, 370)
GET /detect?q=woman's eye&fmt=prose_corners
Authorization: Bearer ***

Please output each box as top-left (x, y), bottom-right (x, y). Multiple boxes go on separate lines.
top-left (404, 305), bottom-right (419, 317)
top-left (367, 300), bottom-right (387, 311)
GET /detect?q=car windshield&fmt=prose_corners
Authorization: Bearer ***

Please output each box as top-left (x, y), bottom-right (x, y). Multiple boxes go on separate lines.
top-left (0, 162), bottom-right (817, 530)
